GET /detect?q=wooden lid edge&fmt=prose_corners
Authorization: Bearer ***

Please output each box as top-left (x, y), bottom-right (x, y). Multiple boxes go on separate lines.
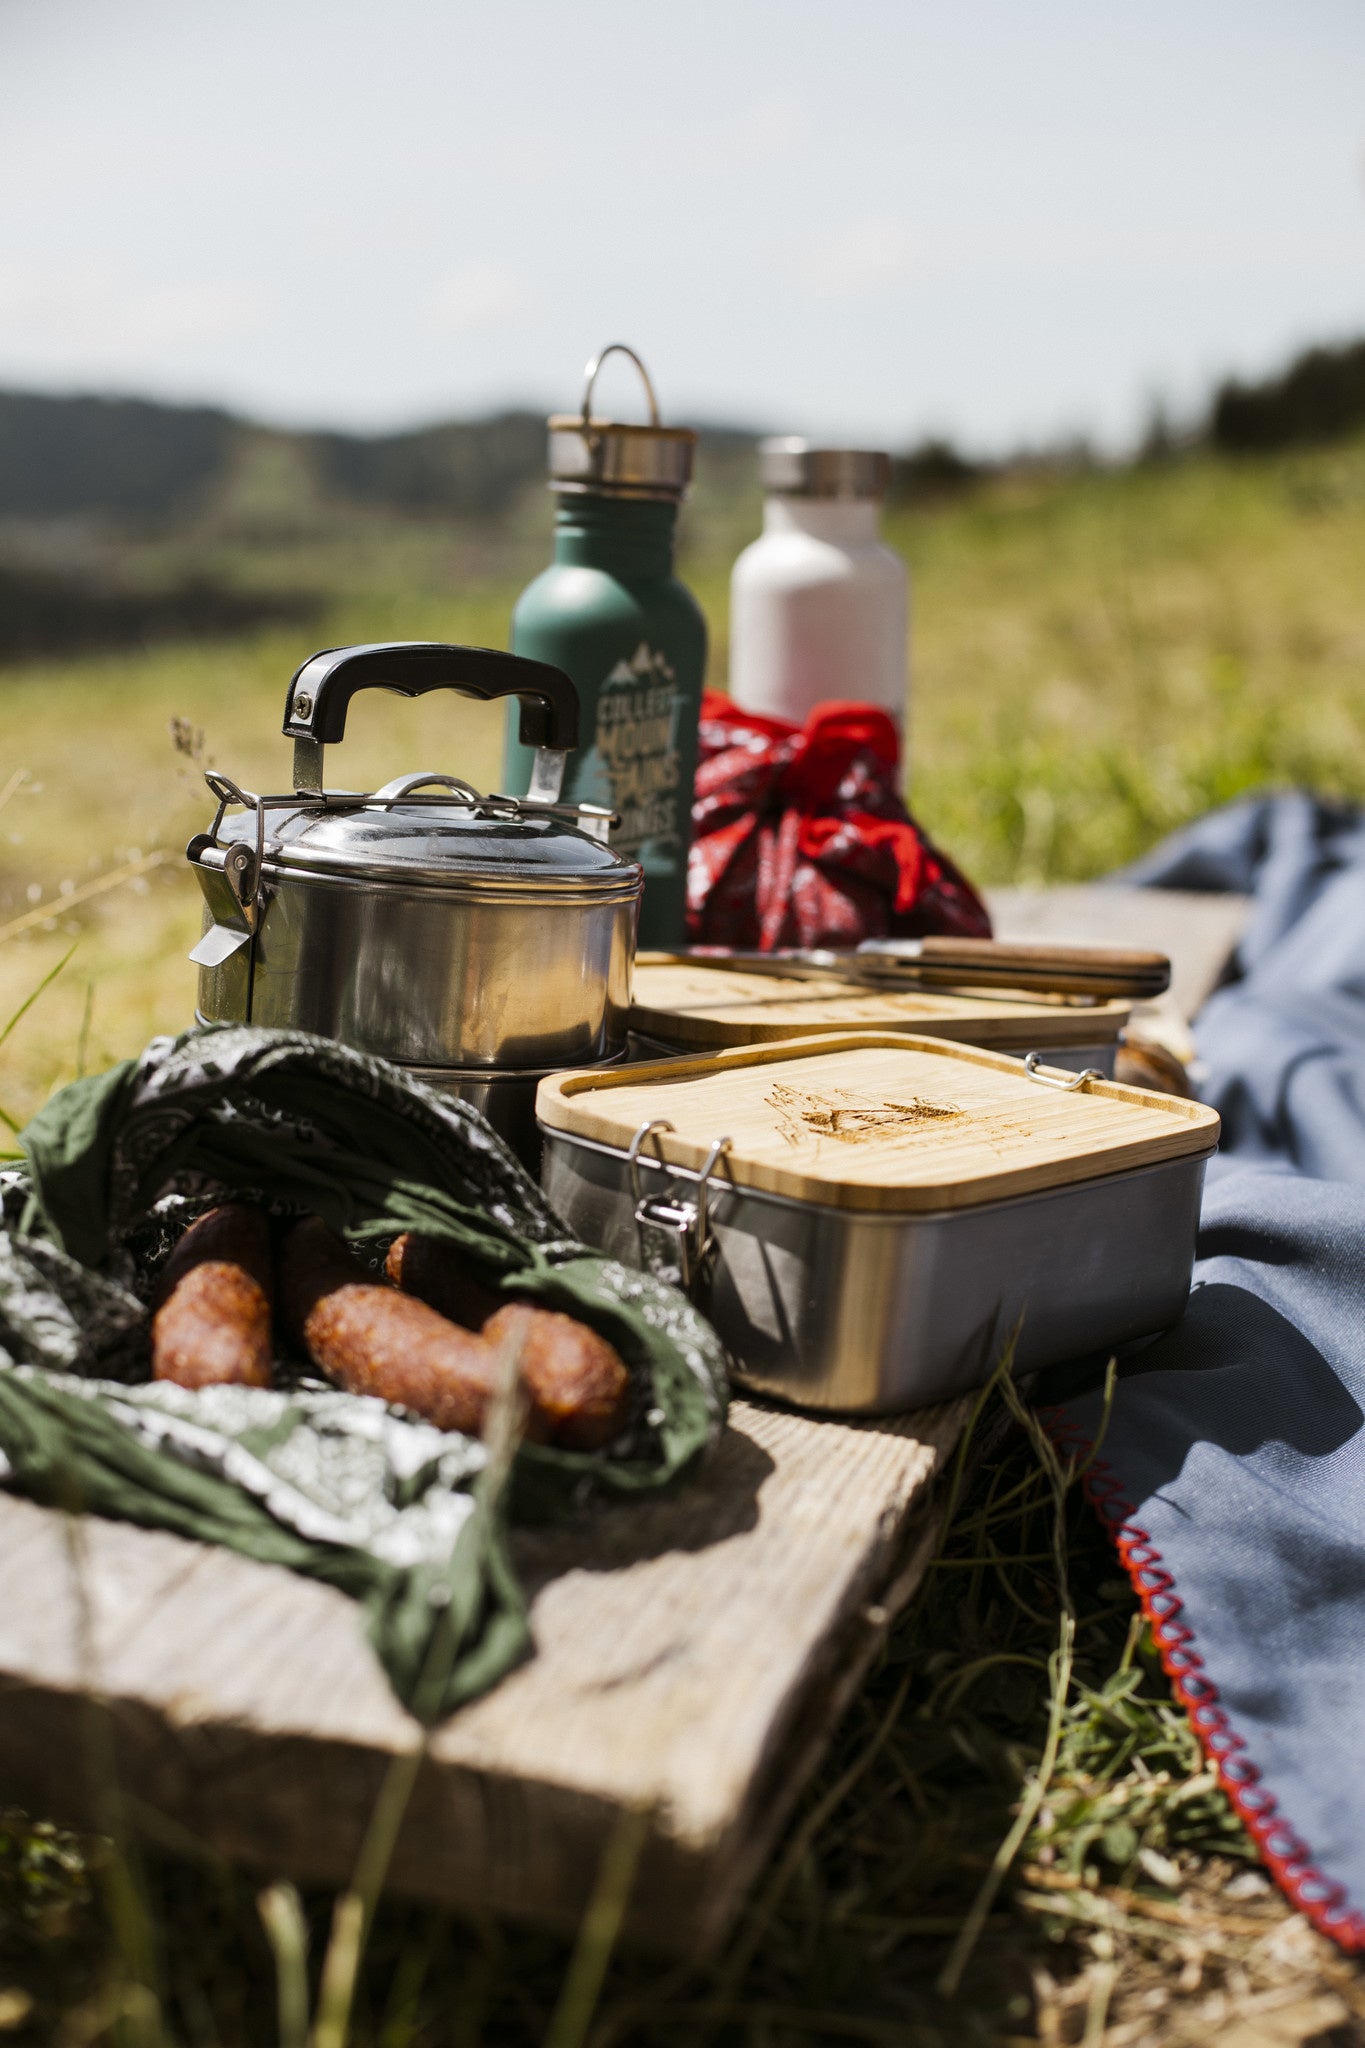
top-left (627, 999), bottom-right (1133, 1051)
top-left (536, 1033), bottom-right (1222, 1212)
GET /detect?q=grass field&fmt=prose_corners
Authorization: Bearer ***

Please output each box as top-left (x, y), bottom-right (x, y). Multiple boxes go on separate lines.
top-left (2, 437), bottom-right (1365, 2041)
top-left (5, 432), bottom-right (1365, 1129)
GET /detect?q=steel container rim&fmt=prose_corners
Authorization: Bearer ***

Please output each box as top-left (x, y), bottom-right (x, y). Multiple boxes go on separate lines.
top-left (196, 1015), bottom-right (631, 1073)
top-left (397, 1050), bottom-right (629, 1086)
top-left (243, 850), bottom-right (643, 904)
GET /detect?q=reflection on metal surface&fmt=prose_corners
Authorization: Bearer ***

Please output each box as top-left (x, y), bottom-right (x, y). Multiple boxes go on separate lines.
top-left (189, 769), bottom-right (641, 1069)
top-left (188, 923), bottom-right (251, 969)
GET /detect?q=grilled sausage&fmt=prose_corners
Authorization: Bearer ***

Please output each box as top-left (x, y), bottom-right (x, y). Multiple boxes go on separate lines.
top-left (384, 1231), bottom-right (500, 1329)
top-left (152, 1203), bottom-right (274, 1390)
top-left (384, 1233), bottom-right (631, 1450)
top-left (278, 1217), bottom-right (522, 1437)
top-left (483, 1303), bottom-right (631, 1452)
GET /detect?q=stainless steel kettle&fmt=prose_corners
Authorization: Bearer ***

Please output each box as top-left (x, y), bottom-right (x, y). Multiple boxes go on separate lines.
top-left (187, 641), bottom-right (643, 1155)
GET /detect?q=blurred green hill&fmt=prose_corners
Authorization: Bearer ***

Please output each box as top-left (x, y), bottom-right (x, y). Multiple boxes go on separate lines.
top-left (0, 390), bottom-right (766, 530)
top-left (0, 390), bottom-right (765, 657)
top-left (3, 331), bottom-right (1364, 662)
top-left (3, 328), bottom-right (1364, 527)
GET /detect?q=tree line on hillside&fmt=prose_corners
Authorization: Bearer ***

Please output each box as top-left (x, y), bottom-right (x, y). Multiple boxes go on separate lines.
top-left (1209, 339), bottom-right (1365, 452)
top-left (0, 335), bottom-right (1363, 538)
top-left (0, 395), bottom-right (758, 529)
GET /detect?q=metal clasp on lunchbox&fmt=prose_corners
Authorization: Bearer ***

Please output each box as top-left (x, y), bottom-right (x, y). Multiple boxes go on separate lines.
top-left (184, 764), bottom-right (625, 1005)
top-left (1022, 1052), bottom-right (1105, 1090)
top-left (627, 1119), bottom-right (734, 1295)
top-left (186, 773), bottom-right (268, 996)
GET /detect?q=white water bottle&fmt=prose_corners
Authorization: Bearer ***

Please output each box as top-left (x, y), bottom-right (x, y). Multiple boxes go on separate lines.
top-left (728, 439), bottom-right (909, 745)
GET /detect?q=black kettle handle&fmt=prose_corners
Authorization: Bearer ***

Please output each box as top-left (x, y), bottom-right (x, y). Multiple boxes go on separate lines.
top-left (283, 642), bottom-right (580, 752)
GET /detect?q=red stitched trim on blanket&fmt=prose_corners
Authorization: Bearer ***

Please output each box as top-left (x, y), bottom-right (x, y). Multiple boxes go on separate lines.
top-left (1038, 1406), bottom-right (1365, 1952)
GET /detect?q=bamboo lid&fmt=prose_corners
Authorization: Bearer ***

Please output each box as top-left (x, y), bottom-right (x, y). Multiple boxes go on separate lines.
top-left (537, 1034), bottom-right (1220, 1214)
top-left (630, 958), bottom-right (1130, 1052)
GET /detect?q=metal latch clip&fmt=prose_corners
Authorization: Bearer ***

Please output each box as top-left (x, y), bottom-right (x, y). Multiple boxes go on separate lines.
top-left (627, 1120), bottom-right (735, 1295)
top-left (1022, 1051), bottom-right (1105, 1091)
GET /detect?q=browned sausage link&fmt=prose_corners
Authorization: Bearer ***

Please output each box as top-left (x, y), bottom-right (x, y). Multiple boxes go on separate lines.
top-left (152, 1203), bottom-right (275, 1390)
top-left (484, 1304), bottom-right (631, 1451)
top-left (384, 1234), bottom-right (632, 1449)
top-left (384, 1232), bottom-right (501, 1330)
top-left (278, 1218), bottom-right (527, 1437)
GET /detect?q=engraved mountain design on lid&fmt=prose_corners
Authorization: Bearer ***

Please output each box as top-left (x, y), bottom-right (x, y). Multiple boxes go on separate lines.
top-left (766, 1082), bottom-right (962, 1149)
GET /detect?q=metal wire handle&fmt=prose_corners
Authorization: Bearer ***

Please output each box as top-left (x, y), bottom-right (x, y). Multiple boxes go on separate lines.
top-left (692, 1137), bottom-right (737, 1254)
top-left (580, 343), bottom-right (661, 428)
top-left (1023, 1051), bottom-right (1104, 1091)
top-left (627, 1120), bottom-right (735, 1295)
top-left (627, 1118), bottom-right (677, 1206)
top-left (373, 771), bottom-right (483, 808)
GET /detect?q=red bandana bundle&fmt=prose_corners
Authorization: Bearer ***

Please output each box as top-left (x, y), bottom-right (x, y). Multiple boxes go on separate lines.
top-left (686, 691), bottom-right (991, 950)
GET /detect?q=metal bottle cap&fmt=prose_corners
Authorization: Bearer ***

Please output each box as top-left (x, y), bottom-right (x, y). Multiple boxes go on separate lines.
top-left (548, 343), bottom-right (696, 501)
top-left (759, 438), bottom-right (892, 501)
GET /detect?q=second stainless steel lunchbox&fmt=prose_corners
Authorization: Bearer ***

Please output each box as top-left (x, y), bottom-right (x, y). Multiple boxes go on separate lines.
top-left (536, 1033), bottom-right (1220, 1412)
top-left (627, 955), bottom-right (1134, 1075)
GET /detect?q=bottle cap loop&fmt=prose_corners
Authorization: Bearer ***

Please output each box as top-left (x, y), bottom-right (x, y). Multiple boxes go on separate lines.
top-left (548, 342), bottom-right (696, 501)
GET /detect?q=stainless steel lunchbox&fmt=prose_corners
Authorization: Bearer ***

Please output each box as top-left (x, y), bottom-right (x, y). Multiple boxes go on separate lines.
top-left (537, 1033), bottom-right (1221, 1413)
top-left (187, 641), bottom-right (643, 1154)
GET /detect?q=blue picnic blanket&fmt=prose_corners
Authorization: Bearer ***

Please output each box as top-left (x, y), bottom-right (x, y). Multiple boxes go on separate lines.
top-left (1052, 792), bottom-right (1365, 1947)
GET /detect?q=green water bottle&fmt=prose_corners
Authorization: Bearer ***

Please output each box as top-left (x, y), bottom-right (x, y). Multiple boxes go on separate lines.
top-left (504, 344), bottom-right (705, 948)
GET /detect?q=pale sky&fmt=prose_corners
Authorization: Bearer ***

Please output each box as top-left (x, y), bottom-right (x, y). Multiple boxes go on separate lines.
top-left (2, 0), bottom-right (1364, 451)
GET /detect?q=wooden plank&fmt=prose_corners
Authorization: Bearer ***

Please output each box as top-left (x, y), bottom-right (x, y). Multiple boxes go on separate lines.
top-left (0, 1393), bottom-right (967, 1952)
top-left (539, 1034), bottom-right (1220, 1212)
top-left (631, 959), bottom-right (1132, 1053)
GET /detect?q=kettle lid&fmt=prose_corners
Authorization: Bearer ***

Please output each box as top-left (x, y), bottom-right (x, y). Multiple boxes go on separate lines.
top-left (210, 773), bottom-right (641, 897)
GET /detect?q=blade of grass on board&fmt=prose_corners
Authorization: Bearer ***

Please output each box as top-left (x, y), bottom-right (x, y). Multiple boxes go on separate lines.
top-left (310, 1321), bottom-right (530, 2048)
top-left (56, 1473), bottom-right (168, 2048)
top-left (258, 1882), bottom-right (310, 2048)
top-left (542, 1804), bottom-right (652, 2048)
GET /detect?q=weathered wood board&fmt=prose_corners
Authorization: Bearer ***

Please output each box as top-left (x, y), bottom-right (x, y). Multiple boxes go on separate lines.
top-left (0, 1394), bottom-right (967, 1951)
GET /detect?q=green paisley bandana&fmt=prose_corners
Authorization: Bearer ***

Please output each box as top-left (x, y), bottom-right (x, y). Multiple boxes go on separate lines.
top-left (0, 1025), bottom-right (728, 1720)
